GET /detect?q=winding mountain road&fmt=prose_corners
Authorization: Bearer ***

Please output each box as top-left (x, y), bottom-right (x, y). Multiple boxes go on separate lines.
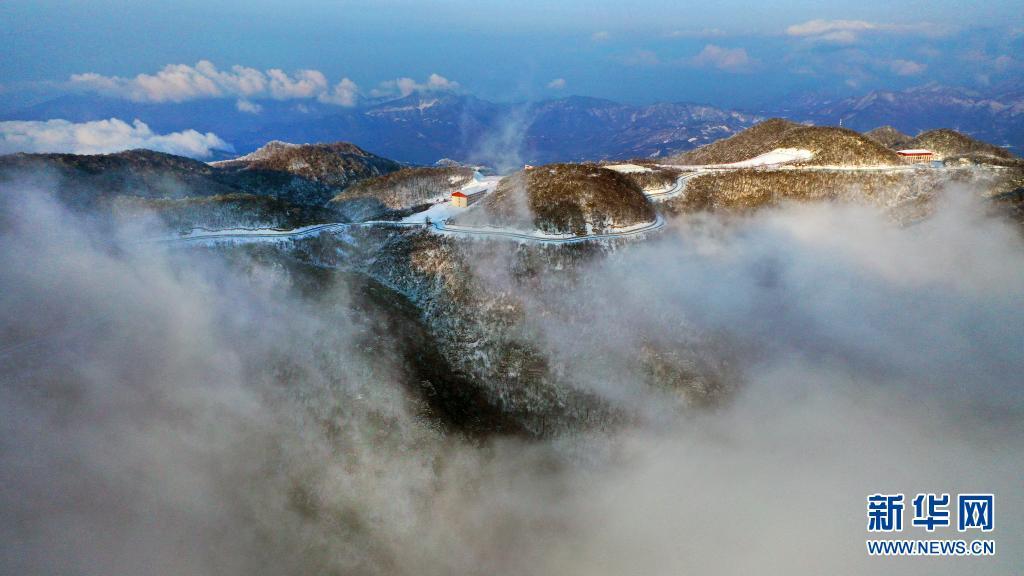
top-left (644, 172), bottom-right (695, 200)
top-left (432, 213), bottom-right (665, 244)
top-left (157, 174), bottom-right (690, 246)
top-left (161, 214), bottom-right (666, 245)
top-left (149, 222), bottom-right (354, 243)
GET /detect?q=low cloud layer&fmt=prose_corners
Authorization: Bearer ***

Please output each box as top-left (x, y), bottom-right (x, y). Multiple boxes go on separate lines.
top-left (369, 73), bottom-right (460, 98)
top-left (889, 58), bottom-right (928, 76)
top-left (456, 189), bottom-right (1024, 574)
top-left (617, 45), bottom-right (755, 72)
top-left (547, 78), bottom-right (567, 90)
top-left (235, 99), bottom-right (262, 114)
top-left (0, 118), bottom-right (231, 157)
top-left (786, 19), bottom-right (944, 44)
top-left (69, 60), bottom-right (360, 107)
top-left (319, 77), bottom-right (360, 106)
top-left (690, 44), bottom-right (754, 72)
top-left (63, 62), bottom-right (457, 107)
top-left (0, 182), bottom-right (1020, 575)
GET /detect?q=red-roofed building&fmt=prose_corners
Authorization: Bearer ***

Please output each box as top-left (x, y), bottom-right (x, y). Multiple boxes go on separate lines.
top-left (896, 149), bottom-right (934, 164)
top-left (451, 191), bottom-right (468, 208)
top-left (451, 190), bottom-right (486, 208)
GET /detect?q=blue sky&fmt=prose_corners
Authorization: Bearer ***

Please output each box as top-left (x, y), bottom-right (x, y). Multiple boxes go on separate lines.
top-left (1, 0), bottom-right (1022, 108)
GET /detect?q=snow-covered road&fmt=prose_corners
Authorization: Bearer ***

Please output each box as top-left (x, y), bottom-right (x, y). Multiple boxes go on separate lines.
top-left (161, 213), bottom-right (666, 246)
top-left (146, 222), bottom-right (354, 244)
top-left (159, 173), bottom-right (685, 246)
top-left (432, 213), bottom-right (665, 244)
top-left (170, 160), bottom-right (920, 243)
top-left (644, 172), bottom-right (694, 200)
top-left (661, 161), bottom-right (919, 173)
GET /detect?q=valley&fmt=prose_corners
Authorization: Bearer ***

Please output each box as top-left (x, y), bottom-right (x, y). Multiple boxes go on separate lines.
top-left (52, 118), bottom-right (1007, 437)
top-left (2, 112), bottom-right (1022, 481)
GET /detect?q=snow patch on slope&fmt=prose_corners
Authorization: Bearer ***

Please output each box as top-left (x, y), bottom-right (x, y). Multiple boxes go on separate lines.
top-left (724, 148), bottom-right (814, 168)
top-left (604, 163), bottom-right (653, 174)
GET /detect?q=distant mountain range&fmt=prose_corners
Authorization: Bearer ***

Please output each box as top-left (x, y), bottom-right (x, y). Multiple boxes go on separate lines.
top-left (778, 83), bottom-right (1023, 154)
top-left (2, 93), bottom-right (758, 165)
top-left (3, 83), bottom-right (1020, 166)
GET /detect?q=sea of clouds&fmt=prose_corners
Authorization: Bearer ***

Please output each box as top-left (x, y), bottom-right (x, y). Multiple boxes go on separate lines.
top-left (0, 181), bottom-right (1021, 575)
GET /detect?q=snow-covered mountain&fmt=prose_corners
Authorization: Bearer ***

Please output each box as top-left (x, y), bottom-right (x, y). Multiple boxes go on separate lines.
top-left (3, 92), bottom-right (758, 165)
top-left (786, 83), bottom-right (1024, 153)
top-left (6, 82), bottom-right (1022, 164)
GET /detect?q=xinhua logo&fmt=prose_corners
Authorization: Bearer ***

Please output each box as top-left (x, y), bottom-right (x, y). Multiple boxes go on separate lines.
top-left (957, 495), bottom-right (994, 532)
top-left (865, 493), bottom-right (995, 556)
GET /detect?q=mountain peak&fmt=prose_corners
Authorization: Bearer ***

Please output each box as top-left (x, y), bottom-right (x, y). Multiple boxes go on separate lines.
top-left (223, 140), bottom-right (301, 163)
top-left (212, 139), bottom-right (401, 192)
top-left (864, 125), bottom-right (912, 148)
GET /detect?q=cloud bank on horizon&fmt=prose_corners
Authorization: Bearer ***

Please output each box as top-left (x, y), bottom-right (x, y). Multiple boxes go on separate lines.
top-left (784, 19), bottom-right (948, 44)
top-left (1, 1), bottom-right (1019, 109)
top-left (690, 45), bottom-right (755, 72)
top-left (0, 118), bottom-right (231, 158)
top-left (0, 8), bottom-right (1020, 158)
top-left (66, 61), bottom-right (461, 110)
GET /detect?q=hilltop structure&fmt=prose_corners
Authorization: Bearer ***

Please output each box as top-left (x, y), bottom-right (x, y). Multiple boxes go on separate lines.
top-left (896, 149), bottom-right (934, 164)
